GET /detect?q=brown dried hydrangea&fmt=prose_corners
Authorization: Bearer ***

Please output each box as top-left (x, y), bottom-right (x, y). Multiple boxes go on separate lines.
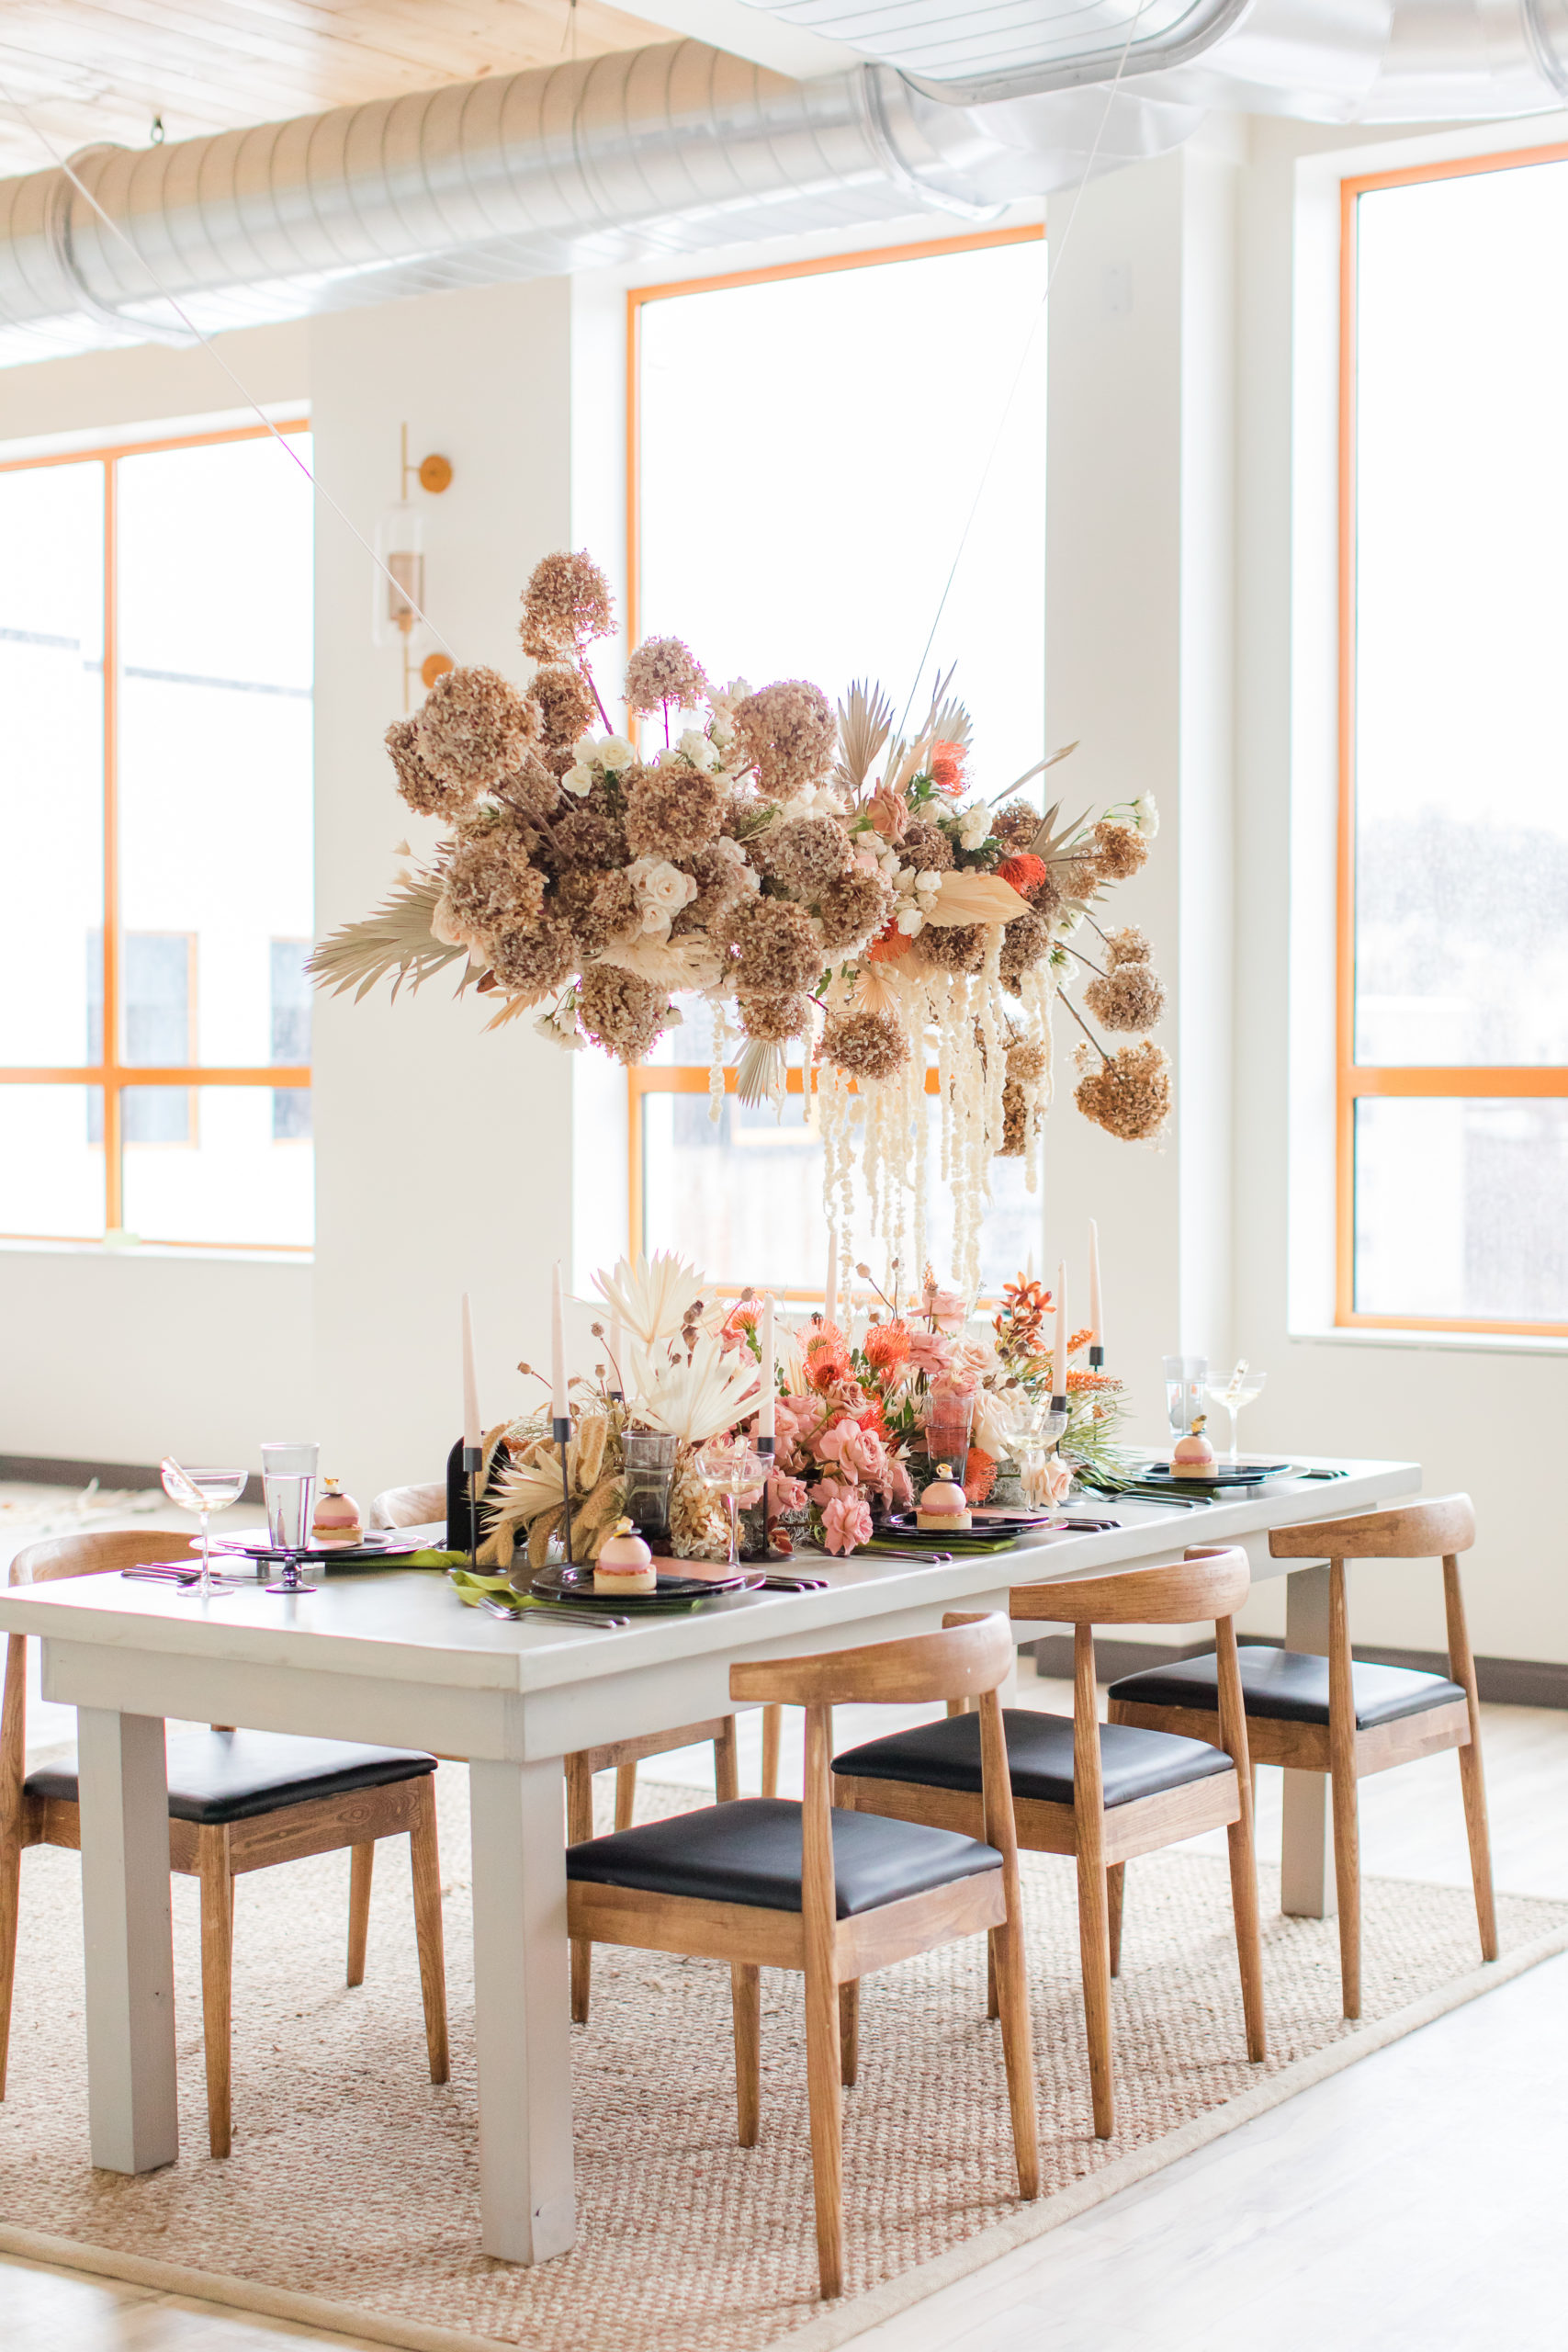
top-left (494, 749), bottom-right (565, 824)
top-left (385, 716), bottom-right (468, 820)
top-left (1089, 820), bottom-right (1149, 882)
top-left (555, 867), bottom-right (638, 956)
top-left (1076, 1039), bottom-right (1171, 1142)
top-left (1083, 962), bottom-right (1166, 1033)
top-left (554, 803), bottom-right (627, 868)
top-left (623, 637), bottom-right (709, 718)
top-left (723, 787), bottom-right (770, 842)
top-left (899, 820), bottom-right (953, 873)
top-left (520, 550), bottom-right (615, 662)
top-left (734, 681), bottom-right (836, 803)
top-left (488, 919), bottom-right (575, 1001)
top-left (760, 814), bottom-right (851, 896)
top-left (738, 989), bottom-right (811, 1045)
top-left (999, 1080), bottom-right (1031, 1157)
top-left (999, 909), bottom-right (1050, 994)
top-left (531, 664), bottom-right (597, 749)
top-left (1006, 1037), bottom-right (1048, 1088)
top-left (577, 966), bottom-right (672, 1065)
top-left (822, 1008), bottom-right (908, 1083)
top-left (440, 832), bottom-right (546, 947)
top-left (678, 842), bottom-right (749, 923)
top-left (991, 800), bottom-right (1040, 855)
top-left (723, 896), bottom-right (821, 994)
top-left (915, 922), bottom-right (984, 975)
top-left (413, 665), bottom-right (538, 791)
top-left (623, 762), bottom-right (727, 860)
top-left (817, 868), bottom-right (896, 955)
top-left (1105, 924), bottom-right (1153, 967)
top-left (1054, 855), bottom-right (1100, 906)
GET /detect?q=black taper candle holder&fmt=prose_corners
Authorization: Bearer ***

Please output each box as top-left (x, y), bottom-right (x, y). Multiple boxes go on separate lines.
top-left (461, 1444), bottom-right (482, 1574)
top-left (1089, 1346), bottom-right (1105, 1370)
top-left (554, 1414), bottom-right (573, 1564)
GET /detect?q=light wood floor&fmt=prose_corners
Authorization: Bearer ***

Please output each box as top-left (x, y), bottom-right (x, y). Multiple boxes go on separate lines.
top-left (5, 1487), bottom-right (1565, 2351)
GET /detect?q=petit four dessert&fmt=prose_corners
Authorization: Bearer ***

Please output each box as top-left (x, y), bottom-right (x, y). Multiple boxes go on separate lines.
top-left (1171, 1417), bottom-right (1218, 1478)
top-left (917, 1464), bottom-right (972, 1532)
top-left (594, 1519), bottom-right (657, 1595)
top-left (310, 1478), bottom-right (363, 1545)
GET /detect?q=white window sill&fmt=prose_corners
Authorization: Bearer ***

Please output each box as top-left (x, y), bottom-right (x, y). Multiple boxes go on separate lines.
top-left (1289, 1324), bottom-right (1568, 1359)
top-left (0, 1236), bottom-right (312, 1269)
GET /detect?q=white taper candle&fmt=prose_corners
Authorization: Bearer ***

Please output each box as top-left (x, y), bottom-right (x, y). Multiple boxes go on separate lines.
top-left (461, 1293), bottom-right (480, 1451)
top-left (1088, 1219), bottom-right (1103, 1353)
top-left (1054, 1261), bottom-right (1067, 1400)
top-left (760, 1294), bottom-right (775, 1440)
top-left (824, 1230), bottom-right (838, 1329)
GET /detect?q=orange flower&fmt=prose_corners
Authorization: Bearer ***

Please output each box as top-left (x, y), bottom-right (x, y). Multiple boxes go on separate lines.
top-left (805, 1321), bottom-right (851, 1393)
top-left (930, 740), bottom-right (967, 797)
top-left (997, 854), bottom-right (1046, 899)
top-left (866, 919), bottom-right (914, 963)
top-left (863, 1318), bottom-right (911, 1370)
top-left (962, 1447), bottom-right (997, 1504)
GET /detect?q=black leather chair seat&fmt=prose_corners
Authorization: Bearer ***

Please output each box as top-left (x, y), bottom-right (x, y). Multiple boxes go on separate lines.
top-left (565, 1797), bottom-right (1001, 1917)
top-left (26, 1729), bottom-right (437, 1826)
top-left (1108, 1646), bottom-right (1466, 1730)
top-left (832, 1707), bottom-right (1232, 1810)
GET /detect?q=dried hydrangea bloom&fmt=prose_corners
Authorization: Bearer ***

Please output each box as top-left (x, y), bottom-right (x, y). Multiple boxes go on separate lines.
top-left (738, 989), bottom-right (812, 1044)
top-left (822, 1008), bottom-right (908, 1083)
top-left (623, 637), bottom-right (710, 718)
top-left (554, 803), bottom-right (627, 867)
top-left (999, 1077), bottom-right (1032, 1156)
top-left (440, 832), bottom-right (547, 949)
top-left (1084, 963), bottom-right (1166, 1033)
top-left (1105, 923), bottom-right (1153, 967)
top-left (555, 866), bottom-right (638, 956)
top-left (413, 665), bottom-right (539, 791)
top-left (520, 549), bottom-right (615, 662)
top-left (385, 716), bottom-right (469, 819)
top-left (623, 762), bottom-right (727, 860)
top-left (724, 895), bottom-right (821, 994)
top-left (991, 799), bottom-right (1040, 854)
top-left (487, 918), bottom-right (575, 1001)
top-left (531, 664), bottom-right (597, 749)
top-left (1006, 1036), bottom-right (1048, 1088)
top-left (1075, 1039), bottom-right (1171, 1141)
top-left (722, 787), bottom-right (770, 842)
top-left (817, 867), bottom-right (895, 955)
top-left (899, 819), bottom-right (953, 873)
top-left (1089, 820), bottom-right (1149, 882)
top-left (577, 965), bottom-right (672, 1064)
top-left (1054, 855), bottom-right (1100, 905)
top-left (494, 749), bottom-right (565, 824)
top-left (679, 841), bottom-right (750, 922)
top-left (915, 921), bottom-right (984, 974)
top-left (760, 814), bottom-right (852, 896)
top-left (734, 680), bottom-right (836, 802)
top-left (999, 909), bottom-right (1050, 994)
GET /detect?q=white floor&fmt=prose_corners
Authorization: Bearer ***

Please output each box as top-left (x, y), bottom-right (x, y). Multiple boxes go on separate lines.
top-left (5, 1484), bottom-right (1566, 2351)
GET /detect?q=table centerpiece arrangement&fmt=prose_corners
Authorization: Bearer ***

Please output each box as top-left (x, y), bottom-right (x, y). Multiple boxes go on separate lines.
top-left (310, 549), bottom-right (1168, 1289)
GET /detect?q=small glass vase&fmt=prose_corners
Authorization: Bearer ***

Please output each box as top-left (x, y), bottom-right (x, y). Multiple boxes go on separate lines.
top-left (922, 1390), bottom-right (975, 1473)
top-left (621, 1430), bottom-right (678, 1541)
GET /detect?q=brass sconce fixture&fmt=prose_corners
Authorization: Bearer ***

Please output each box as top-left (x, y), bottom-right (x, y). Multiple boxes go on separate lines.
top-left (376, 425), bottom-right (455, 707)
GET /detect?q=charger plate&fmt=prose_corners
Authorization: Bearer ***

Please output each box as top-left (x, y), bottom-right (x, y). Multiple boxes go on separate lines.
top-left (531, 1560), bottom-right (766, 1611)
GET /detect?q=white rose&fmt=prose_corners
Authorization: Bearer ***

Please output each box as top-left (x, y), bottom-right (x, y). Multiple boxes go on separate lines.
top-left (1132, 792), bottom-right (1159, 838)
top-left (571, 735), bottom-right (599, 766)
top-left (894, 866), bottom-right (916, 896)
top-left (676, 728), bottom-right (719, 772)
top-left (626, 856), bottom-right (698, 935)
top-left (598, 734), bottom-right (637, 773)
top-left (958, 809), bottom-right (989, 853)
top-left (562, 763), bottom-right (594, 797)
top-left (916, 869), bottom-right (943, 896)
top-left (895, 904), bottom-right (925, 937)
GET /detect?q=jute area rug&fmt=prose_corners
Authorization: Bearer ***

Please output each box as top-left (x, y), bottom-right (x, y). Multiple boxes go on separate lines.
top-left (2, 1765), bottom-right (1563, 2352)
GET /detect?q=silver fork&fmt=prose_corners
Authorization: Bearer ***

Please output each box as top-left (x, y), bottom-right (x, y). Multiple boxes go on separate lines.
top-left (475, 1594), bottom-right (628, 1630)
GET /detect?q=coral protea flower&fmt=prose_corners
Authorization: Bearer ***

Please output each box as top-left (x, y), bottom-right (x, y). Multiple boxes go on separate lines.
top-left (863, 1318), bottom-right (912, 1371)
top-left (962, 1448), bottom-right (997, 1505)
top-left (998, 854), bottom-right (1047, 899)
top-left (929, 741), bottom-right (967, 797)
top-left (866, 918), bottom-right (914, 964)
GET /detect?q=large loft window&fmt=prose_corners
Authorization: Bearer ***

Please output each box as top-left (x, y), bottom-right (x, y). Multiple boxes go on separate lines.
top-left (1339, 146), bottom-right (1568, 1333)
top-left (628, 228), bottom-right (1047, 1294)
top-left (0, 420), bottom-right (314, 1250)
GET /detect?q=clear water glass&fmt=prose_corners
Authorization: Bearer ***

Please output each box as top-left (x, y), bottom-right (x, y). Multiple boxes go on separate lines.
top-left (1205, 1370), bottom-right (1268, 1464)
top-left (697, 1439), bottom-right (766, 1568)
top-left (159, 1457), bottom-right (246, 1600)
top-left (261, 1441), bottom-right (320, 1594)
top-left (1162, 1356), bottom-right (1209, 1443)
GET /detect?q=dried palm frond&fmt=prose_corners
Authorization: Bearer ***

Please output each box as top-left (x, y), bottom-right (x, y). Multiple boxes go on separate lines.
top-left (1030, 799), bottom-right (1096, 863)
top-left (835, 678), bottom-right (894, 794)
top-left (735, 1037), bottom-right (785, 1107)
top-left (924, 871), bottom-right (1032, 927)
top-left (592, 1250), bottom-right (705, 1349)
top-left (928, 690), bottom-right (973, 754)
top-left (308, 872), bottom-right (466, 1002)
top-left (987, 741), bottom-right (1078, 808)
top-left (635, 1332), bottom-right (758, 1446)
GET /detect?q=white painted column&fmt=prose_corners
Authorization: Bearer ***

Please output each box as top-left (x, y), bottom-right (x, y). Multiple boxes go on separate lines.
top-left (75, 1704), bottom-right (180, 2172)
top-left (1280, 1562), bottom-right (1337, 1917)
top-left (468, 1755), bottom-right (577, 2262)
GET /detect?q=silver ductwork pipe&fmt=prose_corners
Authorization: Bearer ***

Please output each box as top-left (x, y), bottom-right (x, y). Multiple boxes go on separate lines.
top-left (0, 42), bottom-right (1197, 368)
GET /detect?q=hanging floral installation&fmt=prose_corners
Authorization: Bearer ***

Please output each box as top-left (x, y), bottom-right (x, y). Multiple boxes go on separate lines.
top-left (310, 549), bottom-right (1168, 1285)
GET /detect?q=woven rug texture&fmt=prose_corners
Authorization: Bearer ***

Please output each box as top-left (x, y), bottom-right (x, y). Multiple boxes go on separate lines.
top-left (1, 1765), bottom-right (1561, 2351)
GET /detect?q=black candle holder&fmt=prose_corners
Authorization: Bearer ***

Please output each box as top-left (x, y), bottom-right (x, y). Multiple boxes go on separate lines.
top-left (1089, 1345), bottom-right (1105, 1371)
top-left (554, 1414), bottom-right (573, 1564)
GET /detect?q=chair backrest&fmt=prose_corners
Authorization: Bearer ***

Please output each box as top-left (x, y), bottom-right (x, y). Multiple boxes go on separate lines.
top-left (730, 1613), bottom-right (1015, 1710)
top-left (1006, 1545), bottom-right (1250, 1627)
top-left (369, 1482), bottom-right (447, 1531)
top-left (1268, 1495), bottom-right (1474, 1562)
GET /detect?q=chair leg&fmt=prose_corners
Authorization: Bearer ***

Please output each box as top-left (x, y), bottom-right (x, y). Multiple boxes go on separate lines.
top-left (761, 1703), bottom-right (782, 1799)
top-left (0, 1818), bottom-right (20, 2103)
top-left (1327, 1738), bottom-right (1362, 2021)
top-left (1444, 1555), bottom-right (1498, 1964)
top-left (731, 1962), bottom-right (760, 2147)
top-left (1225, 1795), bottom-right (1268, 2063)
top-left (615, 1763), bottom-right (637, 1831)
top-left (803, 1945), bottom-right (844, 2297)
top-left (985, 1932), bottom-right (999, 2019)
top-left (992, 1889), bottom-right (1041, 2201)
top-left (1107, 1862), bottom-right (1125, 1979)
top-left (714, 1716), bottom-right (739, 1805)
top-left (346, 1841), bottom-right (374, 1986)
top-left (839, 1979), bottom-right (860, 2086)
top-left (566, 1754), bottom-right (594, 2025)
top-left (1076, 1845), bottom-right (1115, 2139)
top-left (409, 1779), bottom-right (450, 2085)
top-left (197, 1824), bottom-right (233, 2159)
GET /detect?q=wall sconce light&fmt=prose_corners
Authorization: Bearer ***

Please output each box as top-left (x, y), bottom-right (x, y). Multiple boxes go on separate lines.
top-left (374, 425), bottom-right (455, 707)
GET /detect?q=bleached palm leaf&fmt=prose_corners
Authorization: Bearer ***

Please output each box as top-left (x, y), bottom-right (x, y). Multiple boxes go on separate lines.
top-left (634, 1332), bottom-right (759, 1446)
top-left (1030, 801), bottom-right (1096, 861)
top-left (835, 678), bottom-right (894, 792)
top-left (923, 872), bottom-right (1032, 927)
top-left (987, 742), bottom-right (1077, 808)
top-left (929, 692), bottom-right (973, 752)
top-left (308, 873), bottom-right (466, 1003)
top-left (592, 1250), bottom-right (705, 1349)
top-left (736, 1038), bottom-right (785, 1107)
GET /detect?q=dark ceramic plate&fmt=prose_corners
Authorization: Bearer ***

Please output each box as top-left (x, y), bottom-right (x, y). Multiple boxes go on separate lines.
top-left (1142, 1462), bottom-right (1292, 1487)
top-left (530, 1561), bottom-right (766, 1611)
top-left (885, 1510), bottom-right (1050, 1538)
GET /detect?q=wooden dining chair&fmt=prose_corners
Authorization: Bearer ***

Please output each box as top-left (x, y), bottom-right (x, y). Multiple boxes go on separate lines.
top-left (1107, 1495), bottom-right (1495, 2018)
top-left (566, 1614), bottom-right (1038, 2297)
top-left (0, 1528), bottom-right (449, 2156)
top-left (831, 1549), bottom-right (1265, 2140)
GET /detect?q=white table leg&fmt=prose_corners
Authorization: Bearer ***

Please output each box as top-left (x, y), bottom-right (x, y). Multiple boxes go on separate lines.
top-left (1280, 1565), bottom-right (1337, 1920)
top-left (75, 1707), bottom-right (179, 2171)
top-left (468, 1756), bottom-right (577, 2263)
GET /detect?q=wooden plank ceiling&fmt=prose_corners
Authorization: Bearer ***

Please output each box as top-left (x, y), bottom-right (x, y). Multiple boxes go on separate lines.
top-left (0, 0), bottom-right (673, 178)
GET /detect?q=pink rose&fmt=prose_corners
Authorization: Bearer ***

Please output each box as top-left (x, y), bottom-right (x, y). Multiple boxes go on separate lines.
top-left (840, 1424), bottom-right (886, 1483)
top-left (930, 1365), bottom-right (978, 1401)
top-left (928, 1290), bottom-right (969, 1332)
top-left (886, 1455), bottom-right (914, 1510)
top-left (907, 1329), bottom-right (953, 1375)
top-left (770, 1475), bottom-right (807, 1512)
top-left (821, 1492), bottom-right (874, 1556)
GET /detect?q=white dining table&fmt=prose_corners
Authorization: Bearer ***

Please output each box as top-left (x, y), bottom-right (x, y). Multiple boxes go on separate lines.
top-left (0, 1453), bottom-right (1417, 2264)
